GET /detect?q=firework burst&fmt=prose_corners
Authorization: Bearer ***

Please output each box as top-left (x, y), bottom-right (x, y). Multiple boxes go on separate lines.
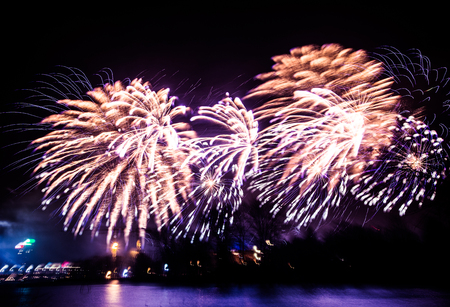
top-left (246, 44), bottom-right (403, 228)
top-left (20, 44), bottom-right (450, 246)
top-left (168, 94), bottom-right (257, 240)
top-left (351, 115), bottom-right (448, 216)
top-left (373, 46), bottom-right (450, 139)
top-left (32, 78), bottom-right (196, 247)
top-left (185, 94), bottom-right (259, 186)
top-left (245, 44), bottom-right (386, 119)
top-left (171, 161), bottom-right (243, 242)
top-left (250, 85), bottom-right (399, 227)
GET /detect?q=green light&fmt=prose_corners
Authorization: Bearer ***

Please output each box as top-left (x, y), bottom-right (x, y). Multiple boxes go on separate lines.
top-left (23, 238), bottom-right (35, 245)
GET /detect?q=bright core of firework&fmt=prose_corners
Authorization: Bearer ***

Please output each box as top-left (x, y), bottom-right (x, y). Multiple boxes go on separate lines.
top-left (205, 179), bottom-right (215, 189)
top-left (405, 153), bottom-right (424, 171)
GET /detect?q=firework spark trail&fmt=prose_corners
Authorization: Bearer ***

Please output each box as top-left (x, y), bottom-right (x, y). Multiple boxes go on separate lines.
top-left (32, 78), bottom-right (196, 247)
top-left (246, 44), bottom-right (404, 228)
top-left (249, 45), bottom-right (448, 226)
top-left (171, 161), bottom-right (243, 242)
top-left (185, 94), bottom-right (259, 186)
top-left (245, 44), bottom-right (386, 118)
top-left (249, 88), bottom-right (398, 227)
top-left (372, 46), bottom-right (450, 139)
top-left (258, 86), bottom-right (398, 185)
top-left (248, 44), bottom-right (400, 187)
top-left (22, 44), bottom-right (450, 245)
top-left (351, 115), bottom-right (448, 216)
top-left (167, 95), bottom-right (257, 240)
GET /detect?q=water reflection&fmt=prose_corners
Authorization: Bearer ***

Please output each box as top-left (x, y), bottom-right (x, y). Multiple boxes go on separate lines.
top-left (105, 280), bottom-right (120, 306)
top-left (1, 283), bottom-right (449, 307)
top-left (18, 287), bottom-right (31, 306)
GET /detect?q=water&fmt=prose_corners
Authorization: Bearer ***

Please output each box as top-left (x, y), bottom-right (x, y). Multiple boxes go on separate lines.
top-left (2, 281), bottom-right (450, 307)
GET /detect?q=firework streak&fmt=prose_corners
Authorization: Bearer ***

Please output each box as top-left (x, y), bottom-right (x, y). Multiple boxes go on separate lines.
top-left (33, 79), bottom-right (196, 246)
top-left (29, 44), bottom-right (449, 244)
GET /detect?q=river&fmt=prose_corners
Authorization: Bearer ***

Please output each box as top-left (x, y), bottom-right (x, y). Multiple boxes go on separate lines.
top-left (2, 281), bottom-right (450, 307)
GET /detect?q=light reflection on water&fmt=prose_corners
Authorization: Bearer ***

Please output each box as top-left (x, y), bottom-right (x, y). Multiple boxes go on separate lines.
top-left (2, 282), bottom-right (450, 307)
top-left (105, 280), bottom-right (120, 306)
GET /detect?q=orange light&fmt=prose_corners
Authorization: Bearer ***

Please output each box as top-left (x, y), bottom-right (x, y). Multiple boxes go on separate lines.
top-left (111, 242), bottom-right (119, 258)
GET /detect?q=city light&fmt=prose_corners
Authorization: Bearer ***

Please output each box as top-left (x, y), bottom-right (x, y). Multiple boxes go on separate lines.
top-left (122, 268), bottom-right (129, 278)
top-left (111, 242), bottom-right (118, 258)
top-left (15, 238), bottom-right (35, 249)
top-left (253, 246), bottom-right (262, 262)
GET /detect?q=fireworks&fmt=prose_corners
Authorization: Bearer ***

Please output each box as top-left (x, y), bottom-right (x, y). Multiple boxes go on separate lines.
top-left (171, 160), bottom-right (243, 242)
top-left (168, 94), bottom-right (257, 240)
top-left (248, 44), bottom-right (401, 227)
top-left (22, 44), bottom-right (449, 246)
top-left (185, 94), bottom-right (259, 186)
top-left (32, 78), bottom-right (196, 247)
top-left (246, 44), bottom-right (386, 120)
top-left (249, 86), bottom-right (398, 227)
top-left (351, 115), bottom-right (448, 216)
top-left (372, 46), bottom-right (450, 139)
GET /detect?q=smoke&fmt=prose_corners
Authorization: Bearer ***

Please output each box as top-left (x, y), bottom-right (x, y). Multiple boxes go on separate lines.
top-left (0, 188), bottom-right (107, 265)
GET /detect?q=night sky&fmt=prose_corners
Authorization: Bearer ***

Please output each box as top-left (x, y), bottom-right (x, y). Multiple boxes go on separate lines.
top-left (1, 1), bottom-right (449, 264)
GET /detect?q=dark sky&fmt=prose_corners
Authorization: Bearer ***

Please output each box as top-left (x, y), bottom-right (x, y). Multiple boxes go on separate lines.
top-left (1, 1), bottom-right (449, 263)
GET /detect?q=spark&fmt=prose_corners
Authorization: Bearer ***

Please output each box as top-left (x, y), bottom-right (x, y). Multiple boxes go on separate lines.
top-left (185, 94), bottom-right (259, 186)
top-left (373, 46), bottom-right (450, 139)
top-left (171, 161), bottom-right (243, 242)
top-left (247, 44), bottom-right (401, 228)
top-left (351, 115), bottom-right (448, 216)
top-left (22, 44), bottom-right (450, 245)
top-left (32, 78), bottom-right (196, 247)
